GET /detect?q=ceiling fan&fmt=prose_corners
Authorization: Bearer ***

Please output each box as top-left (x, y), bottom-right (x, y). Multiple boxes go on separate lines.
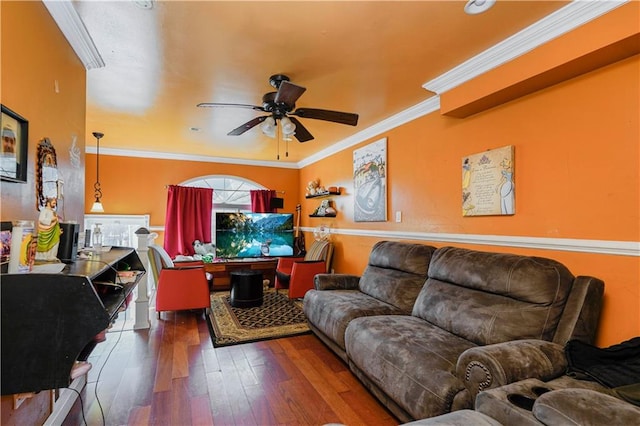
top-left (197, 74), bottom-right (359, 143)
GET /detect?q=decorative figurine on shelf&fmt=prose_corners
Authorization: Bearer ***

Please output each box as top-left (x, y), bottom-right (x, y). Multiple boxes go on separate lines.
top-left (306, 179), bottom-right (320, 197)
top-left (313, 199), bottom-right (335, 216)
top-left (35, 197), bottom-right (62, 261)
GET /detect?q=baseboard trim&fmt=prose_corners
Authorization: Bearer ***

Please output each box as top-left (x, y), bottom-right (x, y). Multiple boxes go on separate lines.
top-left (300, 228), bottom-right (639, 257)
top-left (44, 375), bottom-right (86, 426)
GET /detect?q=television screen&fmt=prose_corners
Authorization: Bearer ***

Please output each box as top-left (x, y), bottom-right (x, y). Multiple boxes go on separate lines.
top-left (215, 212), bottom-right (294, 259)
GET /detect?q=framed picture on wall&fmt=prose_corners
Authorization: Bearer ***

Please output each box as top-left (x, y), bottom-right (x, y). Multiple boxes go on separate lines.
top-left (353, 138), bottom-right (387, 222)
top-left (1, 221), bottom-right (12, 273)
top-left (1, 105), bottom-right (29, 183)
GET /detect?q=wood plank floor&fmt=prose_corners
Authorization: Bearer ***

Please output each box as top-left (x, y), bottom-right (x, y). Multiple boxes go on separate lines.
top-left (62, 302), bottom-right (399, 426)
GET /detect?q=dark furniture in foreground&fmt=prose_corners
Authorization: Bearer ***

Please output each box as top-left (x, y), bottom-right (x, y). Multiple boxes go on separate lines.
top-left (1, 247), bottom-right (145, 396)
top-left (405, 376), bottom-right (640, 425)
top-left (304, 242), bottom-right (605, 423)
top-left (204, 258), bottom-right (278, 291)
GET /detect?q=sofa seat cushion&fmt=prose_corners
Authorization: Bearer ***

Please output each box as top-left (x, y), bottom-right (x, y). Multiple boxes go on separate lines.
top-left (303, 289), bottom-right (405, 351)
top-left (345, 315), bottom-right (476, 420)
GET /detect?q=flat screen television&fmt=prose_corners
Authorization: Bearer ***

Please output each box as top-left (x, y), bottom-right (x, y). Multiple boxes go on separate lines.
top-left (215, 212), bottom-right (294, 259)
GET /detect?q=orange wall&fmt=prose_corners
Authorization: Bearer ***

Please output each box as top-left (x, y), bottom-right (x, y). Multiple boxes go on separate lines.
top-left (300, 54), bottom-right (639, 347)
top-left (1, 2), bottom-right (86, 223)
top-left (86, 155), bottom-right (300, 241)
top-left (89, 7), bottom-right (638, 347)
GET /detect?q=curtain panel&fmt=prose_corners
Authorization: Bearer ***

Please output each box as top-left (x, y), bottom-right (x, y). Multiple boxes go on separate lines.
top-left (250, 189), bottom-right (277, 213)
top-left (164, 185), bottom-right (213, 258)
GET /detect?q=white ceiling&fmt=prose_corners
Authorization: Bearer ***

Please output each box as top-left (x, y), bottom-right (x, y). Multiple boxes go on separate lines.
top-left (54, 0), bottom-right (597, 165)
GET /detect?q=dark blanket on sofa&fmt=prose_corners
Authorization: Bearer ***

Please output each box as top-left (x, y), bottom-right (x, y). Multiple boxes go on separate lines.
top-left (565, 337), bottom-right (640, 388)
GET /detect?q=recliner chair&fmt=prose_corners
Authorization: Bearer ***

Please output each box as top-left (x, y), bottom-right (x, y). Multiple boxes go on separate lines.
top-left (275, 239), bottom-right (334, 299)
top-left (148, 244), bottom-right (211, 318)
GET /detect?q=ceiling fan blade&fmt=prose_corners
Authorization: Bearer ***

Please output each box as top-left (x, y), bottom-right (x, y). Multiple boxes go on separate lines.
top-left (288, 116), bottom-right (314, 142)
top-left (227, 116), bottom-right (268, 136)
top-left (292, 108), bottom-right (359, 126)
top-left (197, 102), bottom-right (265, 112)
top-left (274, 80), bottom-right (306, 108)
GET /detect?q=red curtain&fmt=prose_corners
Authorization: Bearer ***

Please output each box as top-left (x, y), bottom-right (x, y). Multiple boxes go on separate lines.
top-left (164, 185), bottom-right (213, 258)
top-left (250, 189), bottom-right (277, 213)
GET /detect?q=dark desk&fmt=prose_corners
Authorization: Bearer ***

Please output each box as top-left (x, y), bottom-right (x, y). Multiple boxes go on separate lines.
top-left (204, 258), bottom-right (278, 291)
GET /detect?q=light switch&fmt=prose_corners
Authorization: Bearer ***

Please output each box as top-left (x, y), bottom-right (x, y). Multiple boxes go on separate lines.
top-left (395, 211), bottom-right (402, 222)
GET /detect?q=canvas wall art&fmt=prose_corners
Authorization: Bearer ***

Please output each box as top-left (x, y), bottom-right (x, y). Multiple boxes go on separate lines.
top-left (353, 138), bottom-right (387, 222)
top-left (462, 145), bottom-right (514, 216)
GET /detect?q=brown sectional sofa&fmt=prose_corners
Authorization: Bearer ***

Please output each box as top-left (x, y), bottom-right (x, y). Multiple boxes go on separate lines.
top-left (303, 241), bottom-right (605, 423)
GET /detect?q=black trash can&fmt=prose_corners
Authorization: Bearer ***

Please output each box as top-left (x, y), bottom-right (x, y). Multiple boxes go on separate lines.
top-left (229, 270), bottom-right (264, 308)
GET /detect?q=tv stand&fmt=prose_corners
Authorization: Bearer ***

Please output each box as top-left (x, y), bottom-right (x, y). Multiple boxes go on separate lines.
top-left (203, 258), bottom-right (278, 291)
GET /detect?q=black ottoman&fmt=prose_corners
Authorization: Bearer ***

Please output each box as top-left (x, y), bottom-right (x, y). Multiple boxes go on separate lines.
top-left (230, 270), bottom-right (263, 308)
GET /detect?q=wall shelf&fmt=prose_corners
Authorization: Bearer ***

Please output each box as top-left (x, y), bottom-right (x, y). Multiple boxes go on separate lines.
top-left (305, 191), bottom-right (340, 199)
top-left (309, 214), bottom-right (337, 218)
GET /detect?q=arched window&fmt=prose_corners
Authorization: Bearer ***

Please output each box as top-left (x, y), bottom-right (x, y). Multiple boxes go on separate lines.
top-left (181, 175), bottom-right (265, 211)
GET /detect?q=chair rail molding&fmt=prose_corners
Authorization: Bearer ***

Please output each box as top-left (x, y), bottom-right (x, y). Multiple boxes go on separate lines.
top-left (300, 228), bottom-right (640, 257)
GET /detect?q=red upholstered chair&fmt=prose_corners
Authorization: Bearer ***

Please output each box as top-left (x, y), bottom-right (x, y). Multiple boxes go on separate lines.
top-left (275, 240), bottom-right (334, 299)
top-left (148, 244), bottom-right (211, 319)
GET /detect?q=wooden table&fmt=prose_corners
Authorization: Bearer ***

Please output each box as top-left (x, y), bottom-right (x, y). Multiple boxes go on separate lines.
top-left (204, 258), bottom-right (278, 291)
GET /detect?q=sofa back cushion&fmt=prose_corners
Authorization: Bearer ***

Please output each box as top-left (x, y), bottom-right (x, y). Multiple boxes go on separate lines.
top-left (358, 241), bottom-right (436, 312)
top-left (413, 246), bottom-right (575, 345)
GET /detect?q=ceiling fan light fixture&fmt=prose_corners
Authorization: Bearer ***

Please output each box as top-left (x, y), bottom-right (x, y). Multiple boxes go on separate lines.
top-left (281, 116), bottom-right (296, 135)
top-left (464, 0), bottom-right (496, 15)
top-left (282, 133), bottom-right (295, 142)
top-left (261, 116), bottom-right (276, 138)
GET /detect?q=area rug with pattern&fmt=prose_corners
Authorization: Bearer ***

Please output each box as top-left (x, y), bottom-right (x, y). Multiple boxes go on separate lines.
top-left (206, 288), bottom-right (310, 347)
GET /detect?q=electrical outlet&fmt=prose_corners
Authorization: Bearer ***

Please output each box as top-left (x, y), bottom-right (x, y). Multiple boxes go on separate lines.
top-left (395, 211), bottom-right (402, 222)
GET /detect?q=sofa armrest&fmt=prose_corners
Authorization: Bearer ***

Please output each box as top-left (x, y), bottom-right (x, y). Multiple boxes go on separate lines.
top-left (533, 388), bottom-right (640, 425)
top-left (314, 273), bottom-right (360, 290)
top-left (456, 339), bottom-right (567, 401)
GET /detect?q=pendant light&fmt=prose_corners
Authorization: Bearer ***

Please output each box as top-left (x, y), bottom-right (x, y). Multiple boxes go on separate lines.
top-left (90, 131), bottom-right (105, 212)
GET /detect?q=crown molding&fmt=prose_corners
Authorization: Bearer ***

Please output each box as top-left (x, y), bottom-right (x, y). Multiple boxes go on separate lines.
top-left (423, 0), bottom-right (628, 94)
top-left (85, 146), bottom-right (299, 169)
top-left (78, 1), bottom-right (627, 167)
top-left (85, 97), bottom-right (439, 170)
top-left (43, 0), bottom-right (105, 70)
top-left (297, 96), bottom-right (440, 168)
top-left (299, 228), bottom-right (640, 257)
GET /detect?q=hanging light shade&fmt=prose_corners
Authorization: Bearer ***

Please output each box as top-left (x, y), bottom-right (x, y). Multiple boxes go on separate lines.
top-left (90, 131), bottom-right (105, 212)
top-left (281, 116), bottom-right (296, 142)
top-left (280, 116), bottom-right (296, 135)
top-left (260, 116), bottom-right (276, 138)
